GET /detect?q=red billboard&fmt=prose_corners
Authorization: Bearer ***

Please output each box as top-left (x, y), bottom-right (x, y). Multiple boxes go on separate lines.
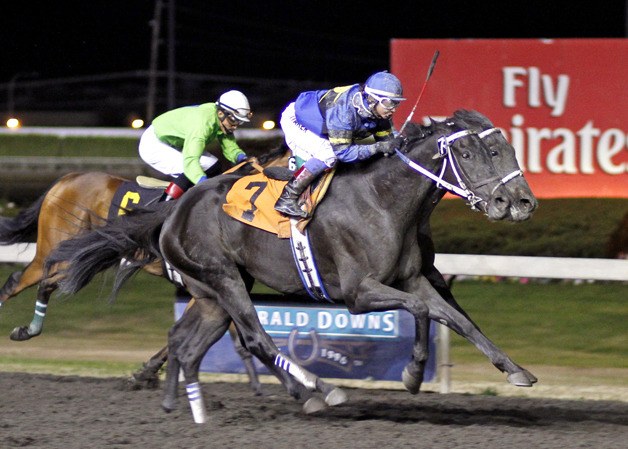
top-left (391, 39), bottom-right (627, 198)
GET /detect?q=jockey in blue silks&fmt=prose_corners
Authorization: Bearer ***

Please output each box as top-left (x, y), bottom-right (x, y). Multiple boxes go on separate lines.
top-left (275, 71), bottom-right (407, 218)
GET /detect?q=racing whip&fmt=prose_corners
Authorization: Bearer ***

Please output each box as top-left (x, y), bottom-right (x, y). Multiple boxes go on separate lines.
top-left (399, 49), bottom-right (440, 135)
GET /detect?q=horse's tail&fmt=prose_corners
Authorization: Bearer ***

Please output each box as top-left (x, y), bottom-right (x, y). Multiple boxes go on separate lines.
top-left (0, 192), bottom-right (46, 244)
top-left (46, 201), bottom-right (175, 296)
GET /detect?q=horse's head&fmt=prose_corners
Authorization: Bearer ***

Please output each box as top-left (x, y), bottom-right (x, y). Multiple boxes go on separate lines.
top-left (400, 111), bottom-right (537, 222)
top-left (452, 110), bottom-right (538, 221)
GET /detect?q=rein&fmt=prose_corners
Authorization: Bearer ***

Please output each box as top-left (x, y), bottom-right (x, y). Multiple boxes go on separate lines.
top-left (394, 127), bottom-right (523, 210)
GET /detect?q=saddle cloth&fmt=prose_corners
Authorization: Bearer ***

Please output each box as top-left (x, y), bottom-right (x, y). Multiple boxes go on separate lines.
top-left (222, 170), bottom-right (334, 238)
top-left (108, 180), bottom-right (163, 220)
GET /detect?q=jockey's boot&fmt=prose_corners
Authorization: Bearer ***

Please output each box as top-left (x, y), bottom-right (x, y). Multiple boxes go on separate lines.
top-left (159, 182), bottom-right (185, 202)
top-left (274, 166), bottom-right (317, 219)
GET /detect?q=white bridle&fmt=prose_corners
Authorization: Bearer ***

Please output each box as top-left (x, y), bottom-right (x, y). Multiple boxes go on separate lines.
top-left (478, 127), bottom-right (524, 195)
top-left (394, 127), bottom-right (523, 209)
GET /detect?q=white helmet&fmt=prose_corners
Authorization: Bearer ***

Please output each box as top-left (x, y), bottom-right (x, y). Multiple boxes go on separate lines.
top-left (216, 90), bottom-right (252, 122)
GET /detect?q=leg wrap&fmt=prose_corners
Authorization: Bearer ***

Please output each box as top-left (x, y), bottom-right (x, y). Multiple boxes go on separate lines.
top-left (274, 353), bottom-right (317, 390)
top-left (185, 382), bottom-right (207, 424)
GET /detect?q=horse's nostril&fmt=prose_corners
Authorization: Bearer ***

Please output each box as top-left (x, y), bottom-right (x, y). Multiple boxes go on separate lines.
top-left (519, 197), bottom-right (538, 212)
top-left (493, 196), bottom-right (508, 207)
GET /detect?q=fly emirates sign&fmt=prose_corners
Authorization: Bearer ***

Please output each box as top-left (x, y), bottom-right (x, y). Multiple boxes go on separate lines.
top-left (391, 39), bottom-right (627, 198)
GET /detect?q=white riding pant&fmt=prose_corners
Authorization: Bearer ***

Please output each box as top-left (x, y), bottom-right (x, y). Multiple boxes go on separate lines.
top-left (138, 125), bottom-right (218, 178)
top-left (280, 102), bottom-right (336, 168)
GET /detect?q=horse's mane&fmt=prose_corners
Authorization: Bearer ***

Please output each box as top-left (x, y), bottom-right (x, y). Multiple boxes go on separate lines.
top-left (402, 109), bottom-right (493, 146)
top-left (401, 119), bottom-right (440, 147)
top-left (451, 109), bottom-right (494, 129)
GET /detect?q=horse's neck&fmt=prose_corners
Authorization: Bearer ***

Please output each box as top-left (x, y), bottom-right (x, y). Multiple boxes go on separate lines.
top-left (333, 137), bottom-right (444, 226)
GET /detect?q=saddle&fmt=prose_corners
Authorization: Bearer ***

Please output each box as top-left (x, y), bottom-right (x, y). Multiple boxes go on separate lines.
top-left (222, 167), bottom-right (334, 238)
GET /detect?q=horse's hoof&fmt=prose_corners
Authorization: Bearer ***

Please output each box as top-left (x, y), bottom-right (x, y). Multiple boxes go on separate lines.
top-left (402, 366), bottom-right (422, 394)
top-left (251, 384), bottom-right (264, 396)
top-left (522, 369), bottom-right (538, 384)
top-left (9, 326), bottom-right (34, 341)
top-left (161, 399), bottom-right (177, 413)
top-left (126, 377), bottom-right (143, 391)
top-left (303, 396), bottom-right (327, 414)
top-left (247, 379), bottom-right (264, 396)
top-left (507, 371), bottom-right (534, 387)
top-left (126, 375), bottom-right (160, 391)
top-left (324, 388), bottom-right (348, 407)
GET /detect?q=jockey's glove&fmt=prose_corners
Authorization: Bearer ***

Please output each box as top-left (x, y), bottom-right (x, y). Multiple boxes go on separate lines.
top-left (236, 153), bottom-right (248, 163)
top-left (373, 136), bottom-right (407, 156)
top-left (389, 136), bottom-right (407, 151)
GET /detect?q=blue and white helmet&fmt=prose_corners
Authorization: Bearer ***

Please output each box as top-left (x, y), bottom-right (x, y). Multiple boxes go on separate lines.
top-left (353, 71), bottom-right (406, 117)
top-left (364, 71), bottom-right (406, 102)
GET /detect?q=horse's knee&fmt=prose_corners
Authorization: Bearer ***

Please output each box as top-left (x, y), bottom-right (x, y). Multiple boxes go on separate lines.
top-left (0, 271), bottom-right (23, 301)
top-left (241, 338), bottom-right (276, 365)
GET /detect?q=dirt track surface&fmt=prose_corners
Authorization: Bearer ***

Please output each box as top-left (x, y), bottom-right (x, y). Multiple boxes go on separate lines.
top-left (1, 372), bottom-right (627, 449)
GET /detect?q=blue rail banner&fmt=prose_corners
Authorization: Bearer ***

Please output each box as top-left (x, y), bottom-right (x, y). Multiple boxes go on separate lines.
top-left (174, 295), bottom-right (436, 382)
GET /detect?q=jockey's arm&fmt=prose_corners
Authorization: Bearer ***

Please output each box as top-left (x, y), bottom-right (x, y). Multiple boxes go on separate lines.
top-left (329, 129), bottom-right (397, 163)
top-left (218, 134), bottom-right (247, 164)
top-left (181, 136), bottom-right (208, 184)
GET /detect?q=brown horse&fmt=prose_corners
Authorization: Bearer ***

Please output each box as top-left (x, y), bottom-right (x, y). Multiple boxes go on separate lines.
top-left (0, 149), bottom-right (288, 390)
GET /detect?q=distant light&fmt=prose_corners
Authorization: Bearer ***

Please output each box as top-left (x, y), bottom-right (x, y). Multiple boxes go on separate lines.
top-left (262, 120), bottom-right (276, 130)
top-left (131, 119), bottom-right (144, 129)
top-left (6, 118), bottom-right (21, 129)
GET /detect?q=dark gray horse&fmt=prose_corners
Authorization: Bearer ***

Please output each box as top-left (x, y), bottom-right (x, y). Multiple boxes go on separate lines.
top-left (48, 110), bottom-right (538, 423)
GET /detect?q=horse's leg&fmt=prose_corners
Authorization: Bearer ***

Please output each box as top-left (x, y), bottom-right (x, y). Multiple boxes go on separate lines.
top-left (0, 271), bottom-right (24, 303)
top-left (410, 275), bottom-right (536, 386)
top-left (129, 293), bottom-right (193, 390)
top-left (0, 258), bottom-right (43, 305)
top-left (203, 277), bottom-right (344, 410)
top-left (423, 267), bottom-right (537, 384)
top-left (162, 346), bottom-right (181, 412)
top-left (129, 344), bottom-right (168, 390)
top-left (10, 282), bottom-right (55, 341)
top-left (229, 323), bottom-right (263, 396)
top-left (132, 300), bottom-right (263, 394)
top-left (231, 270), bottom-right (265, 395)
top-left (350, 277), bottom-right (432, 394)
top-left (1, 256), bottom-right (51, 341)
top-left (163, 298), bottom-right (232, 423)
top-left (228, 323), bottom-right (330, 411)
top-left (228, 326), bottom-right (332, 413)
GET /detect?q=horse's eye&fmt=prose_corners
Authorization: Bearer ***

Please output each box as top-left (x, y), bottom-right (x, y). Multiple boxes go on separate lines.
top-left (462, 152), bottom-right (471, 159)
top-left (491, 150), bottom-right (499, 157)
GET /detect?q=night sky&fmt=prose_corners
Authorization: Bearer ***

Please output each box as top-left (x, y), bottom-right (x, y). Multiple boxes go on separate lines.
top-left (1, 0), bottom-right (625, 85)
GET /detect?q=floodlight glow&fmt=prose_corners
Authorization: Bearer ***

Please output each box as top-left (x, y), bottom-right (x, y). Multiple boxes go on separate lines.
top-left (6, 118), bottom-right (20, 129)
top-left (131, 119), bottom-right (144, 129)
top-left (262, 120), bottom-right (275, 130)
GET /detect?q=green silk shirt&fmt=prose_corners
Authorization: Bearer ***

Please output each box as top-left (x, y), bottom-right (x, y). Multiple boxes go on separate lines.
top-left (152, 103), bottom-right (245, 184)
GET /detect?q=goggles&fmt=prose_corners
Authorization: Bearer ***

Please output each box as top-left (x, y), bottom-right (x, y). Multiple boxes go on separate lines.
top-left (368, 92), bottom-right (403, 110)
top-left (224, 111), bottom-right (253, 126)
